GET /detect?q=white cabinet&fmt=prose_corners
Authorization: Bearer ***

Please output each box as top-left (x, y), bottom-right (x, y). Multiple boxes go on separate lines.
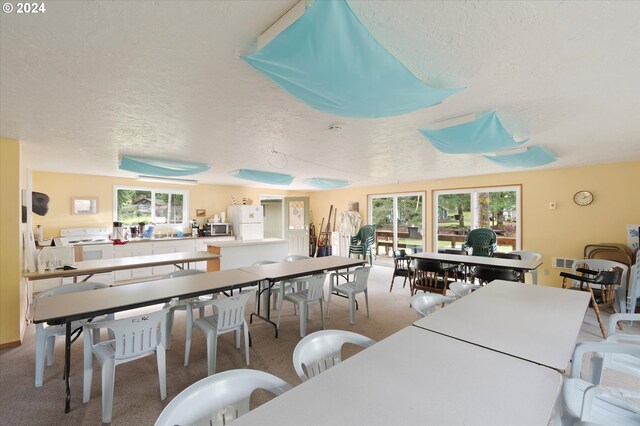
top-left (152, 239), bottom-right (196, 276)
top-left (131, 243), bottom-right (153, 279)
top-left (113, 244), bottom-right (133, 281)
top-left (81, 244), bottom-right (114, 285)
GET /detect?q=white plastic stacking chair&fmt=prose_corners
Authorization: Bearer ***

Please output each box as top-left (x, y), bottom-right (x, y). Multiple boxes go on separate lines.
top-left (154, 369), bottom-right (292, 426)
top-left (33, 282), bottom-right (112, 388)
top-left (292, 330), bottom-right (376, 382)
top-left (410, 293), bottom-right (452, 318)
top-left (509, 250), bottom-right (542, 284)
top-left (557, 341), bottom-right (640, 425)
top-left (251, 260), bottom-right (277, 314)
top-left (327, 266), bottom-right (371, 325)
top-left (272, 255), bottom-right (311, 310)
top-left (185, 290), bottom-right (254, 376)
top-left (83, 308), bottom-right (169, 424)
top-left (161, 269), bottom-right (207, 349)
top-left (585, 313), bottom-right (640, 385)
top-left (449, 281), bottom-right (482, 299)
top-left (276, 274), bottom-right (326, 338)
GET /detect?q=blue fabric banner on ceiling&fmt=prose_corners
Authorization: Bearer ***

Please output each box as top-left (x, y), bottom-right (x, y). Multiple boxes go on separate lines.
top-left (119, 156), bottom-right (209, 176)
top-left (242, 0), bottom-right (460, 118)
top-left (484, 146), bottom-right (556, 168)
top-left (419, 111), bottom-right (525, 154)
top-left (302, 177), bottom-right (350, 189)
top-left (231, 169), bottom-right (295, 185)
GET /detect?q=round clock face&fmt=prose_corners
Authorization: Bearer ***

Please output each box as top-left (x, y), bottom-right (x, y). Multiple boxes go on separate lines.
top-left (573, 190), bottom-right (594, 206)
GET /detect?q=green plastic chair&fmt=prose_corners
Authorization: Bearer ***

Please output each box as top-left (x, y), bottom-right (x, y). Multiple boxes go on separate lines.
top-left (349, 225), bottom-right (376, 265)
top-left (462, 228), bottom-right (497, 257)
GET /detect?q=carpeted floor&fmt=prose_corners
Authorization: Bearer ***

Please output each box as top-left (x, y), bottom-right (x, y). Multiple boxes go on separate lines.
top-left (0, 265), bottom-right (635, 425)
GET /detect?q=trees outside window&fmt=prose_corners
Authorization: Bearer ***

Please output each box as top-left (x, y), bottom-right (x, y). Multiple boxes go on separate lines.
top-left (114, 186), bottom-right (188, 227)
top-left (434, 186), bottom-right (521, 252)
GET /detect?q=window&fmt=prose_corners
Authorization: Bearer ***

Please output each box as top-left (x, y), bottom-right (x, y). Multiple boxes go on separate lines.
top-left (114, 186), bottom-right (188, 227)
top-left (369, 192), bottom-right (425, 260)
top-left (433, 185), bottom-right (521, 252)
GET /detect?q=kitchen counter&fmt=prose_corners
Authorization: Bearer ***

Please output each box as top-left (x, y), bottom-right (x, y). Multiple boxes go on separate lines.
top-left (206, 238), bottom-right (285, 247)
top-left (206, 239), bottom-right (289, 271)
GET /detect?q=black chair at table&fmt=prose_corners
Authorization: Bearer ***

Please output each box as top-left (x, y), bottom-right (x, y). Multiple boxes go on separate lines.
top-left (389, 249), bottom-right (413, 292)
top-left (471, 252), bottom-right (522, 284)
top-left (412, 259), bottom-right (457, 297)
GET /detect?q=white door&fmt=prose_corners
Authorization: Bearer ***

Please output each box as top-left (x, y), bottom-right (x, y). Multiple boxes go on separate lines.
top-left (284, 197), bottom-right (309, 256)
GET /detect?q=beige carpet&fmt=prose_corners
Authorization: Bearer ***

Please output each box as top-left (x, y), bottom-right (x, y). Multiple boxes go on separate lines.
top-left (0, 266), bottom-right (635, 425)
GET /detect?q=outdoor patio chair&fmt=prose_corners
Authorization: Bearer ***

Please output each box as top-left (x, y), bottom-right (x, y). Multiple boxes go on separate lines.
top-left (349, 225), bottom-right (376, 265)
top-left (461, 228), bottom-right (497, 257)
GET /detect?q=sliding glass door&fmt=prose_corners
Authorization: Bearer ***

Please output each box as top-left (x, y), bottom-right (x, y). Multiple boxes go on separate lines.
top-left (369, 192), bottom-right (425, 263)
top-left (433, 185), bottom-right (521, 253)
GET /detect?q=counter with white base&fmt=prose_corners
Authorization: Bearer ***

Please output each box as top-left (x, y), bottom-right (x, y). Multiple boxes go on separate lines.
top-left (206, 238), bottom-right (289, 271)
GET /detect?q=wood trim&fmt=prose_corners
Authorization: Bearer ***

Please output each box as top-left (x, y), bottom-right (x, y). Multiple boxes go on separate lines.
top-left (0, 339), bottom-right (22, 349)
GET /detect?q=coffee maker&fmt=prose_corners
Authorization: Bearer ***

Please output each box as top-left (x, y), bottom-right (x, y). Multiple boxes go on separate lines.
top-left (191, 220), bottom-right (199, 237)
top-left (112, 221), bottom-right (128, 244)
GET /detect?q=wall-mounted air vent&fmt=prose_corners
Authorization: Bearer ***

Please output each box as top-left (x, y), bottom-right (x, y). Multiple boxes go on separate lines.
top-left (553, 257), bottom-right (575, 270)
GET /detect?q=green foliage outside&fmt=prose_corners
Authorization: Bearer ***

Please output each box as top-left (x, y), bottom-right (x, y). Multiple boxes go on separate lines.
top-left (371, 195), bottom-right (422, 231)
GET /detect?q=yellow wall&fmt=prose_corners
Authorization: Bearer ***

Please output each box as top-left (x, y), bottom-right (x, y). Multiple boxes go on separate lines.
top-left (0, 138), bottom-right (26, 345)
top-left (31, 172), bottom-right (309, 238)
top-left (29, 160), bottom-right (640, 291)
top-left (309, 161), bottom-right (640, 286)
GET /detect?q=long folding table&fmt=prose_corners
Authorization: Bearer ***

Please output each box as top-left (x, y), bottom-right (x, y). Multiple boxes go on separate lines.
top-left (232, 326), bottom-right (562, 425)
top-left (239, 256), bottom-right (366, 337)
top-left (32, 268), bottom-right (263, 413)
top-left (414, 280), bottom-right (591, 372)
top-left (408, 251), bottom-right (542, 282)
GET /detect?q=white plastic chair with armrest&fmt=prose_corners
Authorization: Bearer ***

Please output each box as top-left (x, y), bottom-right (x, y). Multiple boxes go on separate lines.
top-left (449, 282), bottom-right (482, 299)
top-left (509, 250), bottom-right (542, 284)
top-left (185, 290), bottom-right (254, 376)
top-left (327, 266), bottom-right (371, 325)
top-left (276, 274), bottom-right (326, 338)
top-left (82, 308), bottom-right (169, 424)
top-left (410, 293), bottom-right (453, 318)
top-left (292, 330), bottom-right (376, 382)
top-left (272, 255), bottom-right (312, 310)
top-left (587, 313), bottom-right (640, 385)
top-left (154, 369), bottom-right (292, 426)
top-left (557, 341), bottom-right (640, 426)
top-left (34, 282), bottom-right (112, 388)
top-left (161, 269), bottom-right (207, 349)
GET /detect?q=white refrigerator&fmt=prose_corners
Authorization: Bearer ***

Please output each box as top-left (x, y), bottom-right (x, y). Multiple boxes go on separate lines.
top-left (227, 205), bottom-right (264, 240)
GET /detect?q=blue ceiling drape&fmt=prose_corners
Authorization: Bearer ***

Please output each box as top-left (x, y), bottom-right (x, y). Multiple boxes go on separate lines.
top-left (119, 156), bottom-right (209, 176)
top-left (420, 111), bottom-right (525, 154)
top-left (242, 0), bottom-right (460, 118)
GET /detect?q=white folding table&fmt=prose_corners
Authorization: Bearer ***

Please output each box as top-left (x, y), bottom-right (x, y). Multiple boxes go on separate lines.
top-left (32, 268), bottom-right (263, 414)
top-left (233, 326), bottom-right (562, 426)
top-left (414, 280), bottom-right (591, 372)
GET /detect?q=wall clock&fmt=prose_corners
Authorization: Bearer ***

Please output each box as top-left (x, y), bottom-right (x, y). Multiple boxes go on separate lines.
top-left (573, 190), bottom-right (594, 206)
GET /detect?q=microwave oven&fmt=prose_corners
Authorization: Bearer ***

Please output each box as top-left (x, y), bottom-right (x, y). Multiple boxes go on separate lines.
top-left (203, 223), bottom-right (231, 236)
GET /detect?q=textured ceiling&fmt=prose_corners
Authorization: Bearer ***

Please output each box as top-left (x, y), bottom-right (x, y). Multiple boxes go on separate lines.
top-left (1, 0), bottom-right (639, 190)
